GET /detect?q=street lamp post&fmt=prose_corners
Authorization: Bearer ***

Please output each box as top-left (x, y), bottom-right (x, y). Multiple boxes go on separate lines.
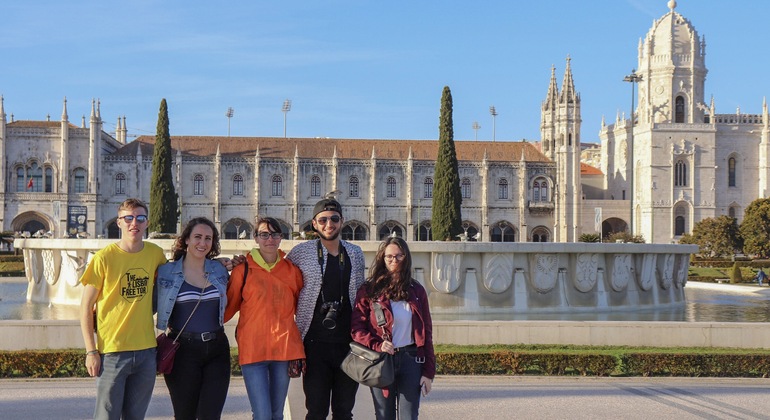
top-left (282, 99), bottom-right (291, 138)
top-left (623, 69), bottom-right (642, 235)
top-left (489, 106), bottom-right (498, 142)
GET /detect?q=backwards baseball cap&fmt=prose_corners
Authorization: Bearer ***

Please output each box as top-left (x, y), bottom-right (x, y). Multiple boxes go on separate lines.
top-left (313, 198), bottom-right (343, 219)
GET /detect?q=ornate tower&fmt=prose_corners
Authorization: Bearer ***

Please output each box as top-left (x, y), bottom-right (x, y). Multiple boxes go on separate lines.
top-left (636, 0), bottom-right (707, 126)
top-left (541, 57), bottom-right (582, 242)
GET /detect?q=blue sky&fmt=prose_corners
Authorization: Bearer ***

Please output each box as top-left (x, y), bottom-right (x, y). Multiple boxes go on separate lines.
top-left (1, 1), bottom-right (768, 143)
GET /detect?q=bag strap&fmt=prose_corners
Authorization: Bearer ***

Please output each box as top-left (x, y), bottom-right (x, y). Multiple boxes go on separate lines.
top-left (171, 273), bottom-right (208, 344)
top-left (373, 302), bottom-right (389, 341)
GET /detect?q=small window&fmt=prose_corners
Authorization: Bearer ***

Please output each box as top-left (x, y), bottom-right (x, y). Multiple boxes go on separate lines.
top-left (461, 178), bottom-right (471, 199)
top-left (233, 174), bottom-right (243, 196)
top-left (74, 168), bottom-right (87, 193)
top-left (271, 175), bottom-right (282, 196)
top-left (675, 160), bottom-right (687, 187)
top-left (115, 173), bottom-right (126, 195)
top-left (349, 176), bottom-right (359, 198)
top-left (45, 167), bottom-right (53, 192)
top-left (311, 175), bottom-right (321, 197)
top-left (424, 177), bottom-right (433, 199)
top-left (675, 96), bottom-right (685, 123)
top-left (16, 167), bottom-right (25, 192)
top-left (498, 178), bottom-right (508, 199)
top-left (386, 177), bottom-right (397, 198)
top-left (193, 174), bottom-right (204, 196)
top-left (728, 157), bottom-right (736, 187)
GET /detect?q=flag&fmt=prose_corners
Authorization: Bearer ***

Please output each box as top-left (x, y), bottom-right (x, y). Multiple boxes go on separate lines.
top-left (27, 178), bottom-right (33, 189)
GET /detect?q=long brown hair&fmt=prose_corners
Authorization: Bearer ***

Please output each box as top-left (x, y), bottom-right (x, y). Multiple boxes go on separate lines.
top-left (172, 217), bottom-right (221, 261)
top-left (366, 237), bottom-right (412, 301)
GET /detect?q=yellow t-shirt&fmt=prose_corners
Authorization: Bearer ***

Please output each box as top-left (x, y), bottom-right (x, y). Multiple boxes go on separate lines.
top-left (80, 242), bottom-right (167, 353)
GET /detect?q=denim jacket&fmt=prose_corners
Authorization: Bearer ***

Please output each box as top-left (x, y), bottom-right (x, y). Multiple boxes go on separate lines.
top-left (155, 257), bottom-right (230, 331)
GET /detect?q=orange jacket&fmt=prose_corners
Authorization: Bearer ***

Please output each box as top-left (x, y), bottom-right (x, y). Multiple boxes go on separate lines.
top-left (224, 251), bottom-right (305, 365)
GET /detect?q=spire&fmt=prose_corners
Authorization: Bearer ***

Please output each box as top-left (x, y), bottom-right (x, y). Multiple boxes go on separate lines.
top-left (81, 115), bottom-right (86, 128)
top-left (0, 95), bottom-right (5, 123)
top-left (90, 99), bottom-right (96, 121)
top-left (544, 65), bottom-right (558, 109)
top-left (96, 99), bottom-right (101, 120)
top-left (61, 97), bottom-right (68, 121)
top-left (601, 115), bottom-right (606, 128)
top-left (559, 55), bottom-right (577, 103)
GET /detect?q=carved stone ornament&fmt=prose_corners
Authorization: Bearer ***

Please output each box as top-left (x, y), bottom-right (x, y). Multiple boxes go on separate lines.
top-left (637, 254), bottom-right (657, 291)
top-left (532, 254), bottom-right (558, 293)
top-left (610, 254), bottom-right (633, 292)
top-left (574, 253), bottom-right (599, 293)
top-left (659, 254), bottom-right (674, 290)
top-left (483, 253), bottom-right (514, 294)
top-left (42, 249), bottom-right (60, 286)
top-left (431, 252), bottom-right (462, 293)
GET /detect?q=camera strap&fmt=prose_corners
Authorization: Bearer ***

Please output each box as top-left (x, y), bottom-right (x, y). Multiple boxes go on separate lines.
top-left (373, 302), bottom-right (389, 341)
top-left (317, 240), bottom-right (345, 303)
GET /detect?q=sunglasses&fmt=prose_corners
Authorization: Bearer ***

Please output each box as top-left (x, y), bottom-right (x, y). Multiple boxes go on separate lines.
top-left (118, 215), bottom-right (148, 223)
top-left (315, 215), bottom-right (341, 225)
top-left (257, 232), bottom-right (283, 240)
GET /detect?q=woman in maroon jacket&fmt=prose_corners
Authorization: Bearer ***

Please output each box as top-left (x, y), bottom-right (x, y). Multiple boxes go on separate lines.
top-left (351, 237), bottom-right (435, 420)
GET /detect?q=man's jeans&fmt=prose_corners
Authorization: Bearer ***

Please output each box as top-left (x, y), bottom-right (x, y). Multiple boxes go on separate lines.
top-left (94, 348), bottom-right (157, 420)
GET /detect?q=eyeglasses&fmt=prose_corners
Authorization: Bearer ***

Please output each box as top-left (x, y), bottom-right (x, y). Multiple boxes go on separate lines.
top-left (118, 215), bottom-right (148, 223)
top-left (384, 254), bottom-right (405, 262)
top-left (257, 232), bottom-right (283, 240)
top-left (315, 215), bottom-right (341, 225)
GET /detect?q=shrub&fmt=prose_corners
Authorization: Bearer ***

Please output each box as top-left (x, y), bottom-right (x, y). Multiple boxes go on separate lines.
top-left (579, 233), bottom-right (601, 243)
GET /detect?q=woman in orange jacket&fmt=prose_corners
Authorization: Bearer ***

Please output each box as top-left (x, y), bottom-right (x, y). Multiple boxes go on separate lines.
top-left (225, 217), bottom-right (304, 420)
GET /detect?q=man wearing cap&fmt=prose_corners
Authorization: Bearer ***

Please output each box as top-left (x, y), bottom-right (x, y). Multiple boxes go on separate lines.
top-left (287, 198), bottom-right (365, 420)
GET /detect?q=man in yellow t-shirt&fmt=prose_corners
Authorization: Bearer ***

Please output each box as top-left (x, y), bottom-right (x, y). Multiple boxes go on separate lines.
top-left (79, 198), bottom-right (167, 420)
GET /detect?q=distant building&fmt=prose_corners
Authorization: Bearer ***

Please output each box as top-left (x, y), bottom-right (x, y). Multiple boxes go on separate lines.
top-left (0, 2), bottom-right (759, 244)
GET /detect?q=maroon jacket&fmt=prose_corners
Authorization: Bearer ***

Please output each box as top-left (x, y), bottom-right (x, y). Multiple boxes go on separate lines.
top-left (351, 281), bottom-right (435, 379)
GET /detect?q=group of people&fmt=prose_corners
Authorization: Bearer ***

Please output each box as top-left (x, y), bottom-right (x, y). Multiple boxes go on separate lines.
top-left (79, 197), bottom-right (435, 420)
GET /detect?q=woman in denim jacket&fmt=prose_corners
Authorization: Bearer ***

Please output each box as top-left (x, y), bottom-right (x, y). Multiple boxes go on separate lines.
top-left (155, 217), bottom-right (231, 420)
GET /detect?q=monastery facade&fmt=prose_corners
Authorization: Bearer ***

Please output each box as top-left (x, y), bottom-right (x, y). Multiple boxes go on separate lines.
top-left (0, 2), bottom-right (763, 244)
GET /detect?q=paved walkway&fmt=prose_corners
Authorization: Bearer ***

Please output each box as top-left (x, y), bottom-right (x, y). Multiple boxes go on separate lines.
top-left (2, 375), bottom-right (770, 419)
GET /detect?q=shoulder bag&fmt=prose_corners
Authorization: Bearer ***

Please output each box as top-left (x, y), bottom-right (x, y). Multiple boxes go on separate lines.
top-left (341, 302), bottom-right (395, 388)
top-left (157, 280), bottom-right (206, 374)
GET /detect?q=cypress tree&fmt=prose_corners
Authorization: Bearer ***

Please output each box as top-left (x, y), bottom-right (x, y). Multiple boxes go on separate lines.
top-left (431, 86), bottom-right (463, 241)
top-left (149, 98), bottom-right (178, 233)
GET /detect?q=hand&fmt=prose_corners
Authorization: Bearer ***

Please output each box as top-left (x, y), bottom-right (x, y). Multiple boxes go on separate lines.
top-left (86, 352), bottom-right (101, 377)
top-left (230, 254), bottom-right (246, 269)
top-left (380, 340), bottom-right (395, 355)
top-left (420, 376), bottom-right (432, 396)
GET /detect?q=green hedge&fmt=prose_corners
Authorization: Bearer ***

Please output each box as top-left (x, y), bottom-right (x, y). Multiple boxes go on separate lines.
top-left (4, 349), bottom-right (770, 378)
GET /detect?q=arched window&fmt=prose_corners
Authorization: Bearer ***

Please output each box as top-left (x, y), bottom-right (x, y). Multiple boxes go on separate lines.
top-left (498, 178), bottom-right (509, 199)
top-left (193, 174), bottom-right (204, 195)
top-left (115, 173), bottom-right (126, 195)
top-left (674, 161), bottom-right (687, 187)
top-left (675, 96), bottom-right (685, 123)
top-left (44, 166), bottom-right (53, 192)
top-left (378, 224), bottom-right (403, 240)
top-left (675, 216), bottom-right (685, 235)
top-left (28, 162), bottom-right (43, 192)
top-left (342, 222), bottom-right (367, 241)
top-left (271, 175), bottom-right (282, 196)
top-left (532, 177), bottom-right (549, 202)
top-left (386, 177), bottom-right (397, 198)
top-left (728, 207), bottom-right (736, 219)
top-left (461, 178), bottom-right (471, 199)
top-left (416, 223), bottom-right (432, 241)
top-left (73, 168), bottom-right (87, 193)
top-left (491, 222), bottom-right (516, 242)
top-left (310, 175), bottom-right (321, 197)
top-left (16, 166), bottom-right (25, 192)
top-left (424, 177), bottom-right (433, 198)
top-left (531, 226), bottom-right (550, 242)
top-left (674, 205), bottom-right (687, 236)
top-left (728, 157), bottom-right (736, 187)
top-left (233, 174), bottom-right (244, 196)
top-left (349, 176), bottom-right (359, 198)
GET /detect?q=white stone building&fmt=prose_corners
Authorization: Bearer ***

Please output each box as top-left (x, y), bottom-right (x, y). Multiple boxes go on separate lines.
top-left (0, 1), bottom-right (762, 244)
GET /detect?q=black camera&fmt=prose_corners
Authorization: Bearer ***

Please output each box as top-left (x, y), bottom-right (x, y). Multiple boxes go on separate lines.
top-left (321, 301), bottom-right (340, 330)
